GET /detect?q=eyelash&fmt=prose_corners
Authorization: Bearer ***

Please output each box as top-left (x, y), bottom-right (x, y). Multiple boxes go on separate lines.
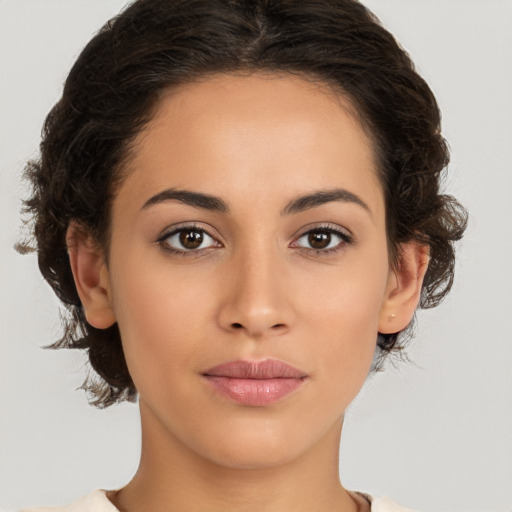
top-left (292, 224), bottom-right (353, 255)
top-left (156, 223), bottom-right (220, 256)
top-left (156, 223), bottom-right (353, 257)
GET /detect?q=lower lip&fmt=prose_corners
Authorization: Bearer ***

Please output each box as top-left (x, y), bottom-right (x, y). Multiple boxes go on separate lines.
top-left (203, 376), bottom-right (305, 406)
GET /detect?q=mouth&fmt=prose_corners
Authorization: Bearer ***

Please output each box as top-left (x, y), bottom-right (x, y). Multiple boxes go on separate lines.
top-left (202, 359), bottom-right (308, 406)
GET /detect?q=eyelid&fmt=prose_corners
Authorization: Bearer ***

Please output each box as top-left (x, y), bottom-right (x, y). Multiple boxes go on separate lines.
top-left (290, 223), bottom-right (354, 253)
top-left (292, 222), bottom-right (353, 241)
top-left (156, 222), bottom-right (223, 255)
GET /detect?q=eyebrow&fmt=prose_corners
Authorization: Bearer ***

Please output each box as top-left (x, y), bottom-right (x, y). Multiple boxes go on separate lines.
top-left (141, 187), bottom-right (370, 216)
top-left (142, 189), bottom-right (229, 213)
top-left (281, 188), bottom-right (371, 216)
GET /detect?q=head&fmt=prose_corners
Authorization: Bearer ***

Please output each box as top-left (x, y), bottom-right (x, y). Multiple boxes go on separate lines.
top-left (20, 0), bottom-right (466, 420)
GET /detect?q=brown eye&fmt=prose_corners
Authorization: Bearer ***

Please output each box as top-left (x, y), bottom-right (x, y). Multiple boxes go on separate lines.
top-left (161, 227), bottom-right (218, 253)
top-left (307, 231), bottom-right (331, 249)
top-left (179, 229), bottom-right (204, 249)
top-left (294, 227), bottom-right (351, 253)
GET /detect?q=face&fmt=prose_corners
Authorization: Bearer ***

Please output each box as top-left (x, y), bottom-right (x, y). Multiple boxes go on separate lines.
top-left (97, 73), bottom-right (397, 468)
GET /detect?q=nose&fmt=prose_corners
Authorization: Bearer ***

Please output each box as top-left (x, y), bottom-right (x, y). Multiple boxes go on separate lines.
top-left (217, 247), bottom-right (294, 339)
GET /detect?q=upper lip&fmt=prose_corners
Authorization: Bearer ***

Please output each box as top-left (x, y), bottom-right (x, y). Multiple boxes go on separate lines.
top-left (203, 359), bottom-right (308, 379)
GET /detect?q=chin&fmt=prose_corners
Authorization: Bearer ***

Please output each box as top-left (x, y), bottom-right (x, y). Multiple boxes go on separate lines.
top-left (190, 416), bottom-right (329, 470)
top-left (201, 439), bottom-right (300, 470)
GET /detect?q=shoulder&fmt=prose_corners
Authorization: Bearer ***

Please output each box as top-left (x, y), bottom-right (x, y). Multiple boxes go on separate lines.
top-left (18, 491), bottom-right (118, 512)
top-left (370, 496), bottom-right (419, 512)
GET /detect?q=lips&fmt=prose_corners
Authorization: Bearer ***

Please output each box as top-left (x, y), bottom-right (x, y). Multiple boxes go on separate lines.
top-left (202, 359), bottom-right (308, 406)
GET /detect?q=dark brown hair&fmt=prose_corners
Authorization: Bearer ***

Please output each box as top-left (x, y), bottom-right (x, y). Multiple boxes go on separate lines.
top-left (19, 0), bottom-right (467, 407)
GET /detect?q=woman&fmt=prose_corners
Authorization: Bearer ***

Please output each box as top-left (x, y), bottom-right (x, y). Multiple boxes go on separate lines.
top-left (14, 1), bottom-right (466, 511)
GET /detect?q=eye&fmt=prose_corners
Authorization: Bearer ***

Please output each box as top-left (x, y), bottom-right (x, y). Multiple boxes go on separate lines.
top-left (158, 225), bottom-right (220, 254)
top-left (293, 226), bottom-right (352, 253)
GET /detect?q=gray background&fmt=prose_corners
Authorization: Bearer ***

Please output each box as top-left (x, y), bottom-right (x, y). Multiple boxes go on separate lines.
top-left (1, 1), bottom-right (511, 511)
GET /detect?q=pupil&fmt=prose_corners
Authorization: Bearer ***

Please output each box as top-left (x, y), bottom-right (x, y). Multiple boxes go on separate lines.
top-left (180, 229), bottom-right (203, 249)
top-left (308, 231), bottom-right (330, 249)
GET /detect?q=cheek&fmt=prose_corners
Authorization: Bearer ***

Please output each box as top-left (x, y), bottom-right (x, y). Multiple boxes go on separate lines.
top-left (298, 257), bottom-right (389, 391)
top-left (109, 257), bottom-right (217, 386)
top-left (301, 255), bottom-right (388, 337)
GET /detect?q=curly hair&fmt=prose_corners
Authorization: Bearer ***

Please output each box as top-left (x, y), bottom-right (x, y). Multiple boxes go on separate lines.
top-left (18, 0), bottom-right (467, 407)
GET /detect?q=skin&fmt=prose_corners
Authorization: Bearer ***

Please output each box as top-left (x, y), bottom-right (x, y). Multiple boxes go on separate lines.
top-left (69, 73), bottom-right (429, 512)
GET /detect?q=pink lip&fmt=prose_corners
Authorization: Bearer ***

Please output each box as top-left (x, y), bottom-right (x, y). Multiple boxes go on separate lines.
top-left (202, 359), bottom-right (308, 406)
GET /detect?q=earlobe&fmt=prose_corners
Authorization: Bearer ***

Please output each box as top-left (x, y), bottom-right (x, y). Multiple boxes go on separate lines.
top-left (66, 223), bottom-right (116, 329)
top-left (379, 242), bottom-right (430, 334)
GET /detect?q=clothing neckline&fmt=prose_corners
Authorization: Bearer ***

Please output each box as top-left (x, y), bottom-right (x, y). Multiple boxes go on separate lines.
top-left (100, 489), bottom-right (376, 512)
top-left (96, 488), bottom-right (417, 512)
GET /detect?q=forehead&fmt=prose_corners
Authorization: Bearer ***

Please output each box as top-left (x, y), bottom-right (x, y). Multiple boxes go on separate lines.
top-left (120, 72), bottom-right (383, 218)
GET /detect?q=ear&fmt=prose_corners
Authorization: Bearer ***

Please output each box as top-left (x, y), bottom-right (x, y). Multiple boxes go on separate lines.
top-left (378, 242), bottom-right (430, 334)
top-left (66, 223), bottom-right (116, 329)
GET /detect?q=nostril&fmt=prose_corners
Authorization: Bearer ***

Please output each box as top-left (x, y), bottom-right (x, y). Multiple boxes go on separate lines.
top-left (228, 322), bottom-right (287, 332)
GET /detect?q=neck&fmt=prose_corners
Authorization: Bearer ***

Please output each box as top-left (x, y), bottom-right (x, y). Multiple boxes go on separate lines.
top-left (111, 401), bottom-right (363, 512)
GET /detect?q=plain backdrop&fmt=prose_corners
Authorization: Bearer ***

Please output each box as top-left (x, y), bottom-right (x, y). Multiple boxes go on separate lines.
top-left (1, 1), bottom-right (511, 511)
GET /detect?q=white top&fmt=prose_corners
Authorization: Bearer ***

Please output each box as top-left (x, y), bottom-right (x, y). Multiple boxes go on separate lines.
top-left (19, 489), bottom-right (418, 512)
